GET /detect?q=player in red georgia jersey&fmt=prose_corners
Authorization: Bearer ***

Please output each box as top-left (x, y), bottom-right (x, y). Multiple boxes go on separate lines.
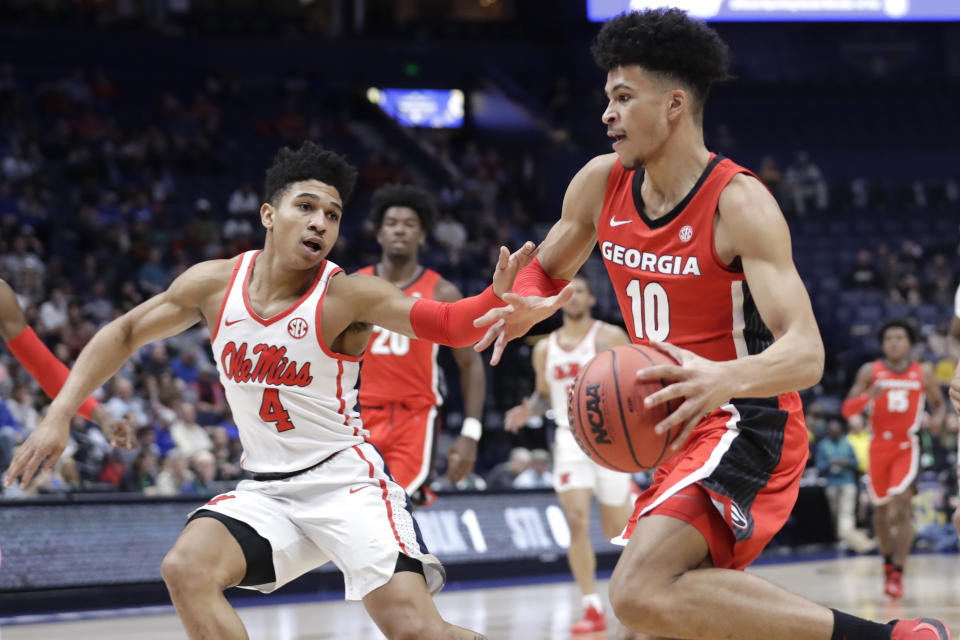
top-left (471, 8), bottom-right (950, 640)
top-left (357, 184), bottom-right (485, 503)
top-left (843, 319), bottom-right (945, 599)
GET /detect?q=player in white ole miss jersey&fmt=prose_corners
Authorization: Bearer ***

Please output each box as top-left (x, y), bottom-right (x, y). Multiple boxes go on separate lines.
top-left (505, 275), bottom-right (633, 634)
top-left (5, 142), bottom-right (553, 640)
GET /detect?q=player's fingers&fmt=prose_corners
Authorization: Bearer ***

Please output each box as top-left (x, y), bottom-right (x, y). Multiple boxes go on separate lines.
top-left (670, 413), bottom-right (704, 451)
top-left (549, 283), bottom-right (575, 307)
top-left (653, 399), bottom-right (701, 436)
top-left (18, 449), bottom-right (44, 488)
top-left (490, 330), bottom-right (507, 366)
top-left (4, 449), bottom-right (28, 487)
top-left (643, 381), bottom-right (691, 410)
top-left (511, 241), bottom-right (538, 269)
top-left (648, 341), bottom-right (689, 363)
top-left (495, 245), bottom-right (511, 271)
top-left (636, 365), bottom-right (688, 383)
top-left (474, 318), bottom-right (505, 352)
top-left (473, 305), bottom-right (511, 328)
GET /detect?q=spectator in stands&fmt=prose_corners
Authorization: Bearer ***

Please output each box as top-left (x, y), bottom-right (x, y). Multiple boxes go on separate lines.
top-left (83, 280), bottom-right (114, 326)
top-left (38, 286), bottom-right (69, 334)
top-left (784, 151), bottom-right (828, 215)
top-left (99, 449), bottom-right (127, 487)
top-left (226, 182), bottom-right (259, 216)
top-left (6, 383), bottom-right (38, 437)
top-left (105, 377), bottom-right (149, 427)
top-left (758, 156), bottom-right (783, 198)
top-left (155, 449), bottom-right (194, 496)
top-left (815, 419), bottom-right (876, 553)
top-left (180, 449), bottom-right (217, 495)
top-left (0, 396), bottom-right (22, 477)
top-left (513, 448), bottom-right (552, 489)
top-left (208, 425), bottom-right (241, 481)
top-left (119, 450), bottom-right (159, 494)
top-left (433, 211), bottom-right (468, 252)
top-left (845, 249), bottom-right (880, 290)
top-left (170, 346), bottom-right (201, 385)
top-left (487, 447), bottom-right (532, 490)
top-left (170, 401), bottom-right (213, 456)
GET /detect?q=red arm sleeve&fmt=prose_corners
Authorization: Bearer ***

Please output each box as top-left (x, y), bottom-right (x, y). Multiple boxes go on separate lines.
top-left (6, 326), bottom-right (100, 420)
top-left (841, 393), bottom-right (870, 419)
top-left (410, 286), bottom-right (502, 348)
top-left (512, 258), bottom-right (570, 298)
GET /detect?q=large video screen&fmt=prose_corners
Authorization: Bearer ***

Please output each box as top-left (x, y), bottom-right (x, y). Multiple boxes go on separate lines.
top-left (367, 88), bottom-right (465, 128)
top-left (587, 0), bottom-right (960, 21)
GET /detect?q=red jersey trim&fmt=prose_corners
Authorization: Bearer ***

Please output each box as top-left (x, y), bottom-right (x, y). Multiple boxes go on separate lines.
top-left (353, 445), bottom-right (409, 555)
top-left (209, 255), bottom-right (245, 344)
top-left (241, 250), bottom-right (326, 327)
top-left (315, 268), bottom-right (364, 363)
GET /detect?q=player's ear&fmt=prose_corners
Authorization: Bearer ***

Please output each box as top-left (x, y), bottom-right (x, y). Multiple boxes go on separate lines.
top-left (666, 89), bottom-right (686, 122)
top-left (260, 202), bottom-right (275, 230)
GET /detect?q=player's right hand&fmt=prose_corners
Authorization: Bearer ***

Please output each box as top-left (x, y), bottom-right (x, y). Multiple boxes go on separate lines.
top-left (504, 399), bottom-right (531, 433)
top-left (473, 284), bottom-right (574, 366)
top-left (4, 417), bottom-right (70, 488)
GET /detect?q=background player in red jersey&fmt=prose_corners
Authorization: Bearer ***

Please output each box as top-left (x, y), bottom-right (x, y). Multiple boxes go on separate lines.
top-left (4, 141), bottom-right (537, 640)
top-left (0, 278), bottom-right (133, 475)
top-left (843, 320), bottom-right (946, 599)
top-left (472, 8), bottom-right (950, 640)
top-left (504, 274), bottom-right (632, 634)
top-left (357, 184), bottom-right (485, 503)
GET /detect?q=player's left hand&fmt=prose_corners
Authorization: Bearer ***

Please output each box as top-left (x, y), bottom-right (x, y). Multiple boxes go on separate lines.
top-left (635, 342), bottom-right (736, 452)
top-left (446, 435), bottom-right (478, 484)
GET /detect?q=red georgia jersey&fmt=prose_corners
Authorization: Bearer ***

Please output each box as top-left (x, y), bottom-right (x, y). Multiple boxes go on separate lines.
top-left (598, 154), bottom-right (773, 362)
top-left (869, 360), bottom-right (925, 443)
top-left (357, 266), bottom-right (442, 408)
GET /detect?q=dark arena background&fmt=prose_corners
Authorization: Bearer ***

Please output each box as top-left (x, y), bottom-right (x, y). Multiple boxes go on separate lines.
top-left (0, 1), bottom-right (959, 638)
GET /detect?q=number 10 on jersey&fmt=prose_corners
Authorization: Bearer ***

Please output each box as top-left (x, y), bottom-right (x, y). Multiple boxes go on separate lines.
top-left (625, 280), bottom-right (670, 341)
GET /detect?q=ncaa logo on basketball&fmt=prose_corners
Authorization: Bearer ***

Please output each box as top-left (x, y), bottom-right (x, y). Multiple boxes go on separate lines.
top-left (584, 384), bottom-right (612, 445)
top-left (287, 317), bottom-right (309, 339)
top-left (679, 225), bottom-right (694, 243)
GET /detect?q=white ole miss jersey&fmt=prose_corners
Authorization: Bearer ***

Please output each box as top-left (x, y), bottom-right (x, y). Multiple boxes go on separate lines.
top-left (210, 250), bottom-right (365, 473)
top-left (545, 320), bottom-right (602, 429)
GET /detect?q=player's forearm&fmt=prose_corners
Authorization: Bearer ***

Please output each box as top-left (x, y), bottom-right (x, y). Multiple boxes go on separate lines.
top-left (410, 286), bottom-right (502, 348)
top-left (528, 391), bottom-right (550, 417)
top-left (722, 326), bottom-right (824, 399)
top-left (46, 319), bottom-right (140, 423)
top-left (459, 355), bottom-right (486, 421)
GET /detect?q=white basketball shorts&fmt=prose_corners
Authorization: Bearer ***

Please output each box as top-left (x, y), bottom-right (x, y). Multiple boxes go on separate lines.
top-left (552, 427), bottom-right (633, 506)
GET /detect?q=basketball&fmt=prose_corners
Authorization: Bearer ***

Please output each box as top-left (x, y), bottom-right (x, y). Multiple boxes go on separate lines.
top-left (567, 344), bottom-right (682, 472)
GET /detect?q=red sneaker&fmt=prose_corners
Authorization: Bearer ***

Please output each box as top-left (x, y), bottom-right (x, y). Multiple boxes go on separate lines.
top-left (885, 570), bottom-right (903, 599)
top-left (571, 605), bottom-right (607, 634)
top-left (889, 618), bottom-right (952, 639)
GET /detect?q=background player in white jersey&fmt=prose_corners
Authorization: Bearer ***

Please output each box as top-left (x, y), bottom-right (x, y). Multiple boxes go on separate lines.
top-left (5, 141), bottom-right (544, 640)
top-left (951, 283), bottom-right (960, 536)
top-left (504, 274), bottom-right (632, 634)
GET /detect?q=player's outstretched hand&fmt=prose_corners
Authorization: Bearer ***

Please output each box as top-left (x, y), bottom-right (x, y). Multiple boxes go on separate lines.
top-left (4, 416), bottom-right (70, 488)
top-left (634, 342), bottom-right (735, 452)
top-left (504, 399), bottom-right (531, 433)
top-left (950, 366), bottom-right (960, 414)
top-left (474, 243), bottom-right (574, 365)
top-left (446, 434), bottom-right (478, 484)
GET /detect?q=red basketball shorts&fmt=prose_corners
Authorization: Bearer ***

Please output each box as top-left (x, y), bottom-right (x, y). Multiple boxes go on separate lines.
top-left (361, 402), bottom-right (438, 494)
top-left (614, 393), bottom-right (808, 570)
top-left (867, 437), bottom-right (918, 505)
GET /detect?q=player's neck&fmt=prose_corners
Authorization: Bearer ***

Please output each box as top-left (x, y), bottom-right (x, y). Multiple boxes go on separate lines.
top-left (248, 251), bottom-right (321, 304)
top-left (884, 357), bottom-right (911, 371)
top-left (560, 314), bottom-right (594, 339)
top-left (376, 255), bottom-right (422, 287)
top-left (640, 136), bottom-right (711, 220)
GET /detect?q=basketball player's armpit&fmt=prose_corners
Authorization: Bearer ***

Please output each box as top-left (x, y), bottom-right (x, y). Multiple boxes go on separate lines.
top-left (410, 286), bottom-right (502, 348)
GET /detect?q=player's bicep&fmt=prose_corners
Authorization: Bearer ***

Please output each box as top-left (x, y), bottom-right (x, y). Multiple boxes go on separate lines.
top-left (352, 274), bottom-right (418, 337)
top-left (725, 178), bottom-right (818, 342)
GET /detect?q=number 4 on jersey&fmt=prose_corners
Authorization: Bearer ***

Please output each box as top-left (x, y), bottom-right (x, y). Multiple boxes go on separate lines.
top-left (259, 388), bottom-right (295, 432)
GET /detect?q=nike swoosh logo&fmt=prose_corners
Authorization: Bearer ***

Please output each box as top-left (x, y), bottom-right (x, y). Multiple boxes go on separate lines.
top-left (349, 485), bottom-right (372, 494)
top-left (610, 217), bottom-right (632, 227)
top-left (225, 318), bottom-right (246, 326)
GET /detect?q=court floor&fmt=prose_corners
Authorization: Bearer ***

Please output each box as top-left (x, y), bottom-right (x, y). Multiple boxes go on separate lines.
top-left (2, 554), bottom-right (958, 639)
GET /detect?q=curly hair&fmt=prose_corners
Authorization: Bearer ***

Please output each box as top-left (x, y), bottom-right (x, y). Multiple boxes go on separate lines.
top-left (591, 8), bottom-right (730, 109)
top-left (263, 141), bottom-right (358, 205)
top-left (878, 318), bottom-right (917, 345)
top-left (369, 183), bottom-right (437, 232)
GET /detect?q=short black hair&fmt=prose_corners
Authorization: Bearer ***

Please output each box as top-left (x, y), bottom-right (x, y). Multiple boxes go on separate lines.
top-left (572, 274), bottom-right (593, 294)
top-left (370, 183), bottom-right (437, 233)
top-left (591, 8), bottom-right (730, 110)
top-left (878, 318), bottom-right (916, 345)
top-left (263, 141), bottom-right (358, 205)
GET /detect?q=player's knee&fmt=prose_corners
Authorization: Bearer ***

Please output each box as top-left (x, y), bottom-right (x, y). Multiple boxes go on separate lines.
top-left (379, 616), bottom-right (441, 640)
top-left (566, 510), bottom-right (590, 539)
top-left (161, 547), bottom-right (227, 593)
top-left (610, 585), bottom-right (670, 635)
